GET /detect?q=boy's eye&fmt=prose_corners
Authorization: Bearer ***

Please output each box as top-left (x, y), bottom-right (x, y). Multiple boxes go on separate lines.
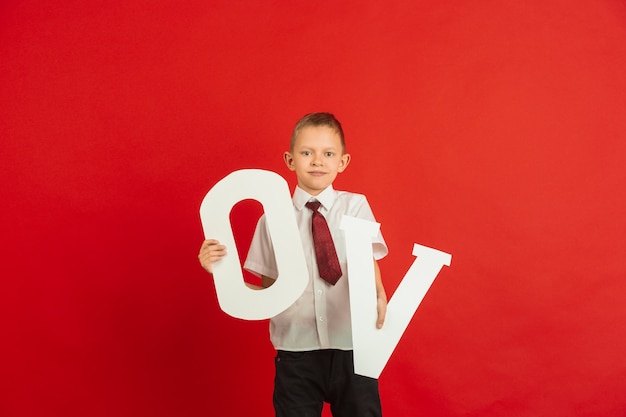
top-left (302, 151), bottom-right (311, 156)
top-left (325, 152), bottom-right (334, 157)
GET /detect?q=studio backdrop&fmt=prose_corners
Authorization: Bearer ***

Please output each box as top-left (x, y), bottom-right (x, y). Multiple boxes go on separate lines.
top-left (1, 1), bottom-right (626, 416)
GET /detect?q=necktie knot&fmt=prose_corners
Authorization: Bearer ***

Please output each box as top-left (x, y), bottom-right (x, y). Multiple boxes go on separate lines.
top-left (306, 200), bottom-right (321, 212)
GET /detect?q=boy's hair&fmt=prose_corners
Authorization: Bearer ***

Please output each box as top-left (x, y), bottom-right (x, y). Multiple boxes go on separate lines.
top-left (290, 112), bottom-right (346, 153)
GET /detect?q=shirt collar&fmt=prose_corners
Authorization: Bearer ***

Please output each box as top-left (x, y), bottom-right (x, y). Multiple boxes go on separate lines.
top-left (293, 185), bottom-right (337, 211)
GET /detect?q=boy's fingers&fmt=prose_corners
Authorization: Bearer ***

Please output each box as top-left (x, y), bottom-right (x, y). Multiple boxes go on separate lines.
top-left (198, 239), bottom-right (228, 275)
top-left (202, 239), bottom-right (218, 249)
top-left (200, 240), bottom-right (226, 254)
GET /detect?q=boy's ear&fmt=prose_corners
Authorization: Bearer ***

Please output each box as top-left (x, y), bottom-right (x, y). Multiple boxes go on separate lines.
top-left (284, 151), bottom-right (296, 171)
top-left (338, 153), bottom-right (351, 173)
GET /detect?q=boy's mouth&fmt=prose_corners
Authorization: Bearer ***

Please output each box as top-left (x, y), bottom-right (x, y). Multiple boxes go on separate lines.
top-left (308, 171), bottom-right (326, 176)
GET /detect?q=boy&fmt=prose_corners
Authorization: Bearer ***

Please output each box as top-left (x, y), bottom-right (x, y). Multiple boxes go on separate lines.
top-left (198, 112), bottom-right (388, 417)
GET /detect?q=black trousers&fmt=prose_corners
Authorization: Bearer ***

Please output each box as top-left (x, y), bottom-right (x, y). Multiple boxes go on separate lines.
top-left (273, 349), bottom-right (382, 417)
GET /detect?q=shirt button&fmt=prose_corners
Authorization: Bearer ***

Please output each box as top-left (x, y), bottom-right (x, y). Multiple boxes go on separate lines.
top-left (319, 316), bottom-right (324, 322)
top-left (317, 289), bottom-right (323, 296)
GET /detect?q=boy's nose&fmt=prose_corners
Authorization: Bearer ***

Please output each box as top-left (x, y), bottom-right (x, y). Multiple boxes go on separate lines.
top-left (311, 155), bottom-right (322, 165)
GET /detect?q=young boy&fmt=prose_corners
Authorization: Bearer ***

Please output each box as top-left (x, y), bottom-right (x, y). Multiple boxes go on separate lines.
top-left (198, 112), bottom-right (388, 417)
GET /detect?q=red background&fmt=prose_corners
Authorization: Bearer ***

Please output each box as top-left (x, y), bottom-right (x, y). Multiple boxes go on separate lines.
top-left (2, 1), bottom-right (626, 416)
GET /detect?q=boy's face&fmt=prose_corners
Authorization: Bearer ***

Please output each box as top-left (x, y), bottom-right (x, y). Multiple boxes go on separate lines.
top-left (284, 126), bottom-right (351, 196)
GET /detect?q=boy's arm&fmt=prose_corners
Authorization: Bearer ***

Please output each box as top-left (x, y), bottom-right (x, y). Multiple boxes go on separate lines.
top-left (198, 239), bottom-right (275, 290)
top-left (374, 259), bottom-right (387, 329)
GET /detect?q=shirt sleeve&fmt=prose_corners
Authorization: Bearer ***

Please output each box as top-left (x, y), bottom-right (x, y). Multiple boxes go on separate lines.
top-left (354, 195), bottom-right (389, 260)
top-left (243, 214), bottom-right (279, 279)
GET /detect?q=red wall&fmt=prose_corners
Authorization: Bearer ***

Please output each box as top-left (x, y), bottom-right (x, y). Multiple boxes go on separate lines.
top-left (2, 1), bottom-right (626, 416)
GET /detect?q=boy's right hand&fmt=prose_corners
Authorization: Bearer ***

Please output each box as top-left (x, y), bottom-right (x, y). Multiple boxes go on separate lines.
top-left (198, 239), bottom-right (227, 274)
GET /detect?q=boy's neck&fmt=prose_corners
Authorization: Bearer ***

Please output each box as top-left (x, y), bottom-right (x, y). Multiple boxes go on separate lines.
top-left (297, 184), bottom-right (333, 197)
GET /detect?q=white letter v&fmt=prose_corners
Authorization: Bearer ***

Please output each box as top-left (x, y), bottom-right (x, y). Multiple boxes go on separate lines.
top-left (340, 215), bottom-right (452, 379)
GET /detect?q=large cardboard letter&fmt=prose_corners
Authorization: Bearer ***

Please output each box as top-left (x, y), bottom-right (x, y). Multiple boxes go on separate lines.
top-left (341, 215), bottom-right (452, 379)
top-left (199, 169), bottom-right (308, 320)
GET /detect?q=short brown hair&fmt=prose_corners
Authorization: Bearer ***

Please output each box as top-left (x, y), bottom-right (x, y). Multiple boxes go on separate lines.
top-left (290, 112), bottom-right (346, 153)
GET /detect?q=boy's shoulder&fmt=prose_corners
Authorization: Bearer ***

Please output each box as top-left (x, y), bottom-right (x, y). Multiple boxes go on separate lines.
top-left (335, 189), bottom-right (367, 199)
top-left (333, 189), bottom-right (370, 209)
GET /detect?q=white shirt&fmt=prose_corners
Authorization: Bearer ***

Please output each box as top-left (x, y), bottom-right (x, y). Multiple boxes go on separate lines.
top-left (244, 185), bottom-right (388, 351)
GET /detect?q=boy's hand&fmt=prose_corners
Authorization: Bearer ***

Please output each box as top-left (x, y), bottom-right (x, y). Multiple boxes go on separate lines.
top-left (198, 239), bottom-right (227, 273)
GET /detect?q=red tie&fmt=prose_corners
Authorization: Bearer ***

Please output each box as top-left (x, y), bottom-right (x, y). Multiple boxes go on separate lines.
top-left (306, 201), bottom-right (342, 285)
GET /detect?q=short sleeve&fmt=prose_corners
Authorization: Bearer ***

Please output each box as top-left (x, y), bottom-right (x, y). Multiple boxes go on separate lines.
top-left (353, 195), bottom-right (389, 260)
top-left (243, 215), bottom-right (279, 279)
